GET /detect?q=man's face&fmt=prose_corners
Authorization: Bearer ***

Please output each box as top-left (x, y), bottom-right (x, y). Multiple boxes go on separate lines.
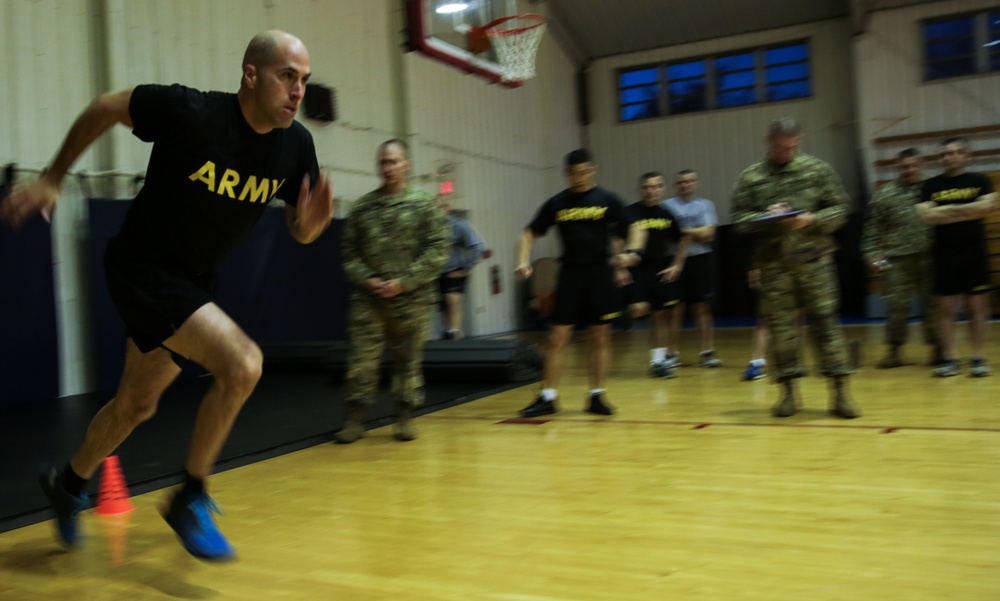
top-left (247, 39), bottom-right (311, 130)
top-left (897, 156), bottom-right (923, 185)
top-left (675, 172), bottom-right (698, 198)
top-left (378, 143), bottom-right (410, 186)
top-left (767, 134), bottom-right (801, 166)
top-left (565, 162), bottom-right (596, 193)
top-left (640, 176), bottom-right (666, 204)
top-left (938, 142), bottom-right (967, 174)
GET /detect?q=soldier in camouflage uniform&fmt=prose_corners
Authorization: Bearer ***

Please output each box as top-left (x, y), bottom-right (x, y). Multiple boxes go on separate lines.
top-left (860, 148), bottom-right (939, 368)
top-left (731, 118), bottom-right (860, 419)
top-left (337, 139), bottom-right (450, 443)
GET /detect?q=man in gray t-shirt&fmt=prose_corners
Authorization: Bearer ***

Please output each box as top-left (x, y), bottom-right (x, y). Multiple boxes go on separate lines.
top-left (437, 195), bottom-right (486, 340)
top-left (663, 169), bottom-right (721, 368)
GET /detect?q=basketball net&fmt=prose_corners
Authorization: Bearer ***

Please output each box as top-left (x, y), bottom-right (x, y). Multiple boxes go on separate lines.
top-left (483, 14), bottom-right (547, 83)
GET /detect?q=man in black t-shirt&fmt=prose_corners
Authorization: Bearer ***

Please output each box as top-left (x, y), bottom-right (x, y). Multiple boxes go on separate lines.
top-left (623, 172), bottom-right (688, 379)
top-left (917, 137), bottom-right (998, 378)
top-left (1, 31), bottom-right (333, 560)
top-left (514, 149), bottom-right (644, 417)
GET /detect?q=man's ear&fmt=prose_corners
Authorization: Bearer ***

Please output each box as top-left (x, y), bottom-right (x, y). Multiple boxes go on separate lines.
top-left (243, 64), bottom-right (257, 87)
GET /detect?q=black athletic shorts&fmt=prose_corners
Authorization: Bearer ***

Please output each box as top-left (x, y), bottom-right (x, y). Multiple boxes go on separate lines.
top-left (933, 248), bottom-right (991, 296)
top-left (623, 264), bottom-right (680, 311)
top-left (104, 239), bottom-right (214, 353)
top-left (551, 262), bottom-right (623, 326)
top-left (438, 272), bottom-right (468, 296)
top-left (677, 252), bottom-right (716, 303)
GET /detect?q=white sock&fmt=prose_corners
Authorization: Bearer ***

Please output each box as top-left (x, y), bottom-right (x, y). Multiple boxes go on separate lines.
top-left (541, 388), bottom-right (557, 401)
top-left (590, 388), bottom-right (605, 395)
top-left (751, 358), bottom-right (766, 367)
top-left (651, 347), bottom-right (666, 364)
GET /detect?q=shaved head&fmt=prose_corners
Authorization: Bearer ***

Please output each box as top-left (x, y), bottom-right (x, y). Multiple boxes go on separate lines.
top-left (243, 30), bottom-right (303, 70)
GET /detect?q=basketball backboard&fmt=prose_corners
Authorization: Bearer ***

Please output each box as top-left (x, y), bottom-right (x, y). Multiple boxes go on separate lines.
top-left (406, 0), bottom-right (544, 88)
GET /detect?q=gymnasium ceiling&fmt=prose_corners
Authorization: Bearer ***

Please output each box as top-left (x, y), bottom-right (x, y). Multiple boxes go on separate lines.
top-left (543, 0), bottom-right (946, 59)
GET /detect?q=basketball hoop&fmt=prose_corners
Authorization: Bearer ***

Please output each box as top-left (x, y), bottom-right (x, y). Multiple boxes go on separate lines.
top-left (470, 14), bottom-right (547, 83)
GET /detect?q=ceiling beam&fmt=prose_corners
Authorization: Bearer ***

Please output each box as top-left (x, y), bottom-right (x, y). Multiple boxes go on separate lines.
top-left (848, 0), bottom-right (871, 35)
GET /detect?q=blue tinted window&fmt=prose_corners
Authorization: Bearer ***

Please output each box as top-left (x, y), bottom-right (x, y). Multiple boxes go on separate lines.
top-left (621, 103), bottom-right (659, 121)
top-left (767, 63), bottom-right (809, 83)
top-left (922, 16), bottom-right (977, 80)
top-left (926, 38), bottom-right (975, 59)
top-left (617, 40), bottom-right (812, 120)
top-left (716, 53), bottom-right (754, 73)
top-left (620, 68), bottom-right (658, 87)
top-left (924, 17), bottom-right (974, 40)
top-left (926, 57), bottom-right (976, 79)
top-left (765, 43), bottom-right (808, 64)
top-left (718, 71), bottom-right (754, 90)
top-left (718, 89), bottom-right (756, 108)
top-left (621, 86), bottom-right (658, 104)
top-left (767, 81), bottom-right (810, 102)
top-left (990, 12), bottom-right (1000, 71)
top-left (668, 80), bottom-right (706, 114)
top-left (667, 60), bottom-right (705, 80)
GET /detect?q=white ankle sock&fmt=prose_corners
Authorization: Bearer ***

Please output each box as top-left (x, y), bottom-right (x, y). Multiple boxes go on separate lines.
top-left (651, 347), bottom-right (666, 363)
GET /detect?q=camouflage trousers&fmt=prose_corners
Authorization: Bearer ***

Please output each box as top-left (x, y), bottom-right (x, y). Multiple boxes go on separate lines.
top-left (759, 255), bottom-right (852, 382)
top-left (880, 252), bottom-right (938, 347)
top-left (345, 295), bottom-right (433, 407)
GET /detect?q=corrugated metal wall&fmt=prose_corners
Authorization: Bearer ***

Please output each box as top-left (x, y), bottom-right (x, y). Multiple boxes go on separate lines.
top-left (855, 0), bottom-right (1000, 183)
top-left (586, 18), bottom-right (859, 222)
top-left (1, 0), bottom-right (580, 395)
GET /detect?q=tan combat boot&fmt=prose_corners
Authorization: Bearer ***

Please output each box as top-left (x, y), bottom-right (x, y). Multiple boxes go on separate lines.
top-left (335, 404), bottom-right (366, 444)
top-left (771, 380), bottom-right (798, 418)
top-left (829, 376), bottom-right (860, 419)
top-left (393, 403), bottom-right (418, 441)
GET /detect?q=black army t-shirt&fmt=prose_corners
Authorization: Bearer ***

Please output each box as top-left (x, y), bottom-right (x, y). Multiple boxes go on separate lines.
top-left (114, 84), bottom-right (319, 275)
top-left (626, 202), bottom-right (684, 269)
top-left (921, 171), bottom-right (993, 254)
top-left (527, 186), bottom-right (631, 266)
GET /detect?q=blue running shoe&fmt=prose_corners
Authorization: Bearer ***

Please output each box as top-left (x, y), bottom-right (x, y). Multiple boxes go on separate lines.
top-left (743, 362), bottom-right (766, 381)
top-left (162, 490), bottom-right (236, 561)
top-left (38, 464), bottom-right (89, 548)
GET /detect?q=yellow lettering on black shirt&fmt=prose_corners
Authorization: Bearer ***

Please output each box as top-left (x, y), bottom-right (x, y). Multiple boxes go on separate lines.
top-left (556, 207), bottom-right (608, 221)
top-left (188, 160), bottom-right (287, 204)
top-left (930, 188), bottom-right (982, 203)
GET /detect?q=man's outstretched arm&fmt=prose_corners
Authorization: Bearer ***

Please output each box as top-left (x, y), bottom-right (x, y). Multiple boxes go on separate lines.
top-left (1, 88), bottom-right (134, 227)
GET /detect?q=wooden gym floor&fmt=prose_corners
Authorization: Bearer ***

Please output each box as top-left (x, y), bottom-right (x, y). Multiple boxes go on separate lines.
top-left (0, 323), bottom-right (997, 600)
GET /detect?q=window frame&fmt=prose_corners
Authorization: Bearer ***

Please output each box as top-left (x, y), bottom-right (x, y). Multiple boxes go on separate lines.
top-left (616, 39), bottom-right (812, 124)
top-left (922, 9), bottom-right (1000, 82)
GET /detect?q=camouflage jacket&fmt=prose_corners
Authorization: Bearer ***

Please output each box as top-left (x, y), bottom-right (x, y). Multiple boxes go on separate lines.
top-left (860, 179), bottom-right (929, 261)
top-left (341, 185), bottom-right (450, 303)
top-left (731, 153), bottom-right (848, 264)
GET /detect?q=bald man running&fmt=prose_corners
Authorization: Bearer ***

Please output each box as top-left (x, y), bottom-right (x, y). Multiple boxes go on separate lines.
top-left (1, 30), bottom-right (333, 560)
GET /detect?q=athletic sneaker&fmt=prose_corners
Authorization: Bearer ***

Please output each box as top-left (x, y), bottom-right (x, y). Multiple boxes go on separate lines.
top-left (519, 395), bottom-right (557, 418)
top-left (586, 392), bottom-right (615, 416)
top-left (663, 352), bottom-right (680, 368)
top-left (743, 362), bottom-right (766, 381)
top-left (162, 490), bottom-right (236, 561)
top-left (38, 465), bottom-right (89, 548)
top-left (699, 350), bottom-right (722, 368)
top-left (649, 362), bottom-right (677, 379)
top-left (932, 359), bottom-right (961, 378)
top-left (969, 358), bottom-right (992, 378)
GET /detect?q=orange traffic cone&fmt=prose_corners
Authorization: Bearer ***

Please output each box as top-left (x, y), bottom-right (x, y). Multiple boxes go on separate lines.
top-left (95, 456), bottom-right (135, 515)
top-left (95, 456), bottom-right (134, 566)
